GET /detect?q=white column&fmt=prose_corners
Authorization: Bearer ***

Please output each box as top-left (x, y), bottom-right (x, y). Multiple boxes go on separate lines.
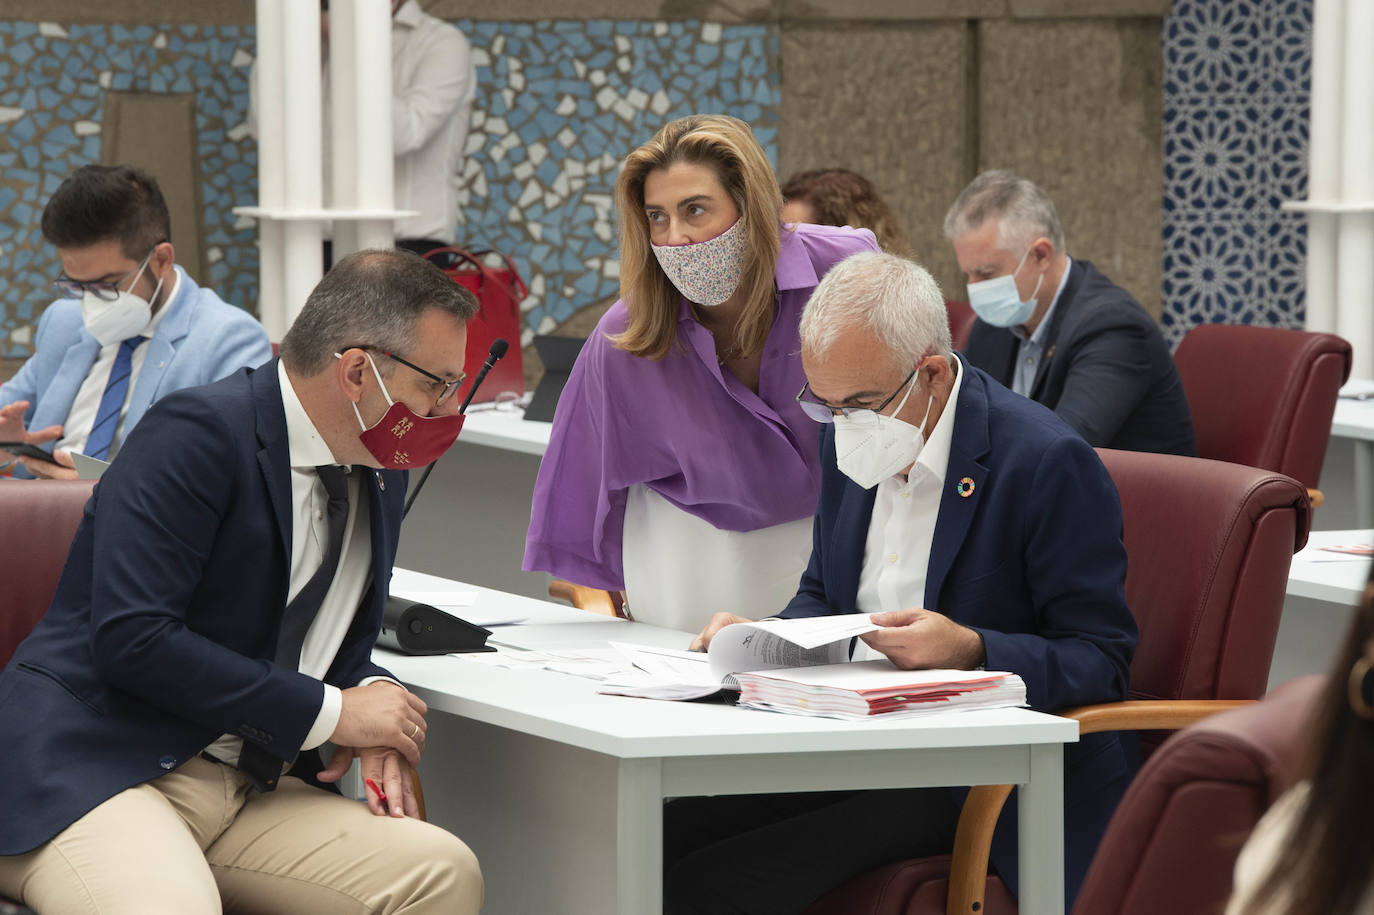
top-left (350, 0), bottom-right (397, 252)
top-left (1336, 0), bottom-right (1374, 379)
top-left (280, 0), bottom-right (325, 329)
top-left (328, 0), bottom-right (360, 261)
top-left (254, 0), bottom-right (287, 339)
top-left (1304, 0), bottom-right (1343, 335)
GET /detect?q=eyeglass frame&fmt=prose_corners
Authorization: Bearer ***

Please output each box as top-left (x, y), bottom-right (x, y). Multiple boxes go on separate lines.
top-left (795, 360), bottom-right (924, 425)
top-left (341, 345), bottom-right (468, 407)
top-left (53, 241), bottom-right (167, 302)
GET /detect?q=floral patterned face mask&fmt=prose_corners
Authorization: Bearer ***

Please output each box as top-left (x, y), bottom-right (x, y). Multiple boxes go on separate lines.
top-left (650, 217), bottom-right (748, 308)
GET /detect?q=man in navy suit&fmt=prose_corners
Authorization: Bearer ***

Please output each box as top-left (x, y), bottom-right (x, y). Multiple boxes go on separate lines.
top-left (0, 250), bottom-right (482, 913)
top-left (671, 252), bottom-right (1139, 914)
top-left (948, 169), bottom-right (1195, 457)
top-left (0, 165), bottom-right (272, 479)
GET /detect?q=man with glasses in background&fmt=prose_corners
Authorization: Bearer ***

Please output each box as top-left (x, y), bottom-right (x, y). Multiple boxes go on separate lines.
top-left (673, 251), bottom-right (1139, 914)
top-left (0, 164), bottom-right (271, 478)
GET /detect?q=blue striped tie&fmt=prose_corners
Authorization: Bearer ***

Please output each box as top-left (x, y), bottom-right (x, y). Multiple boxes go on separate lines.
top-left (85, 335), bottom-right (147, 461)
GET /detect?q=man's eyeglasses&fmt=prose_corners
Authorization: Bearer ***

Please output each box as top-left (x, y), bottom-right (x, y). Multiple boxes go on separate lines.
top-left (796, 366), bottom-right (919, 426)
top-left (347, 346), bottom-right (467, 406)
top-left (54, 243), bottom-right (164, 302)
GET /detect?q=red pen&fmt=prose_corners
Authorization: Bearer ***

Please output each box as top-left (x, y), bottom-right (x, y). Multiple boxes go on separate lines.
top-left (364, 777), bottom-right (390, 814)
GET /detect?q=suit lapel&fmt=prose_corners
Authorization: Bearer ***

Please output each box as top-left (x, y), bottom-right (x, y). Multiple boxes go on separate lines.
top-left (833, 478), bottom-right (878, 611)
top-left (924, 357), bottom-right (992, 609)
top-left (37, 338), bottom-right (102, 431)
top-left (252, 359), bottom-right (293, 564)
top-left (125, 268), bottom-right (194, 425)
top-left (1029, 260), bottom-right (1084, 400)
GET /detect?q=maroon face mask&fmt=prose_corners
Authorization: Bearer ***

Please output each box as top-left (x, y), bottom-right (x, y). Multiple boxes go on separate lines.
top-left (351, 353), bottom-right (465, 470)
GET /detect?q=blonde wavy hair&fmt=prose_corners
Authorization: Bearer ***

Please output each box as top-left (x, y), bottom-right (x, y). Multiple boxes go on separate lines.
top-left (611, 114), bottom-right (782, 360)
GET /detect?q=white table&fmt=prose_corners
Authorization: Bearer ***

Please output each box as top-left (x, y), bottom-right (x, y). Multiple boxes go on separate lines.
top-left (459, 405), bottom-right (552, 456)
top-left (380, 570), bottom-right (1076, 915)
top-left (1331, 381), bottom-right (1374, 528)
top-left (1287, 528), bottom-right (1373, 606)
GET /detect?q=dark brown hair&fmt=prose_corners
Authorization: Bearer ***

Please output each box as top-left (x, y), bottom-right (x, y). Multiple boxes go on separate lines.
top-left (780, 168), bottom-right (911, 257)
top-left (1251, 574), bottom-right (1374, 914)
top-left (41, 164), bottom-right (171, 259)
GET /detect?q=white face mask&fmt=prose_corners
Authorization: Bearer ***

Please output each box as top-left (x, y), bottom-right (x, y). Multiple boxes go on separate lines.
top-left (965, 245), bottom-right (1044, 328)
top-left (833, 371), bottom-right (935, 490)
top-left (650, 217), bottom-right (748, 308)
top-left (80, 250), bottom-right (162, 347)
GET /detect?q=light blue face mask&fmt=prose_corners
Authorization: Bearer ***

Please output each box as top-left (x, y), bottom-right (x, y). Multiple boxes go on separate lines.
top-left (966, 246), bottom-right (1044, 328)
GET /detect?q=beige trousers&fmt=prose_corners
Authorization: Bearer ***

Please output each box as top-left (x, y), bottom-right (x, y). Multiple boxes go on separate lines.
top-left (0, 756), bottom-right (482, 915)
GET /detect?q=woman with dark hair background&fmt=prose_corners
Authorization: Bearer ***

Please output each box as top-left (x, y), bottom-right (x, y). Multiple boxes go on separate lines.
top-left (781, 167), bottom-right (912, 257)
top-left (1225, 573), bottom-right (1374, 915)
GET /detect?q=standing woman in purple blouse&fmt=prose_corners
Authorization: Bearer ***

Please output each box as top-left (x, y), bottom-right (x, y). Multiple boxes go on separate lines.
top-left (523, 114), bottom-right (878, 631)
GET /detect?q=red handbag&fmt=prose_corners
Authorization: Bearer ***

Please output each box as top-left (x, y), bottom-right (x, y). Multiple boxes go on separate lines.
top-left (424, 247), bottom-right (527, 403)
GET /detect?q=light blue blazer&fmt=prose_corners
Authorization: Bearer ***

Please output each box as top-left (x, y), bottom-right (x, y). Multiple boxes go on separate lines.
top-left (0, 266), bottom-right (272, 475)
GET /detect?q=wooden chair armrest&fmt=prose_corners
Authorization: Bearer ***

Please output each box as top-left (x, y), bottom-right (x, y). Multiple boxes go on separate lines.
top-left (1060, 698), bottom-right (1254, 735)
top-left (547, 579), bottom-right (625, 618)
top-left (1307, 487), bottom-right (1324, 508)
top-left (944, 698), bottom-right (1252, 914)
top-left (407, 761), bottom-right (427, 822)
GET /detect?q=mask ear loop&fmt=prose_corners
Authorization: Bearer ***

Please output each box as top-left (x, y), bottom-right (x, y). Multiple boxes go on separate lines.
top-left (340, 351), bottom-right (396, 432)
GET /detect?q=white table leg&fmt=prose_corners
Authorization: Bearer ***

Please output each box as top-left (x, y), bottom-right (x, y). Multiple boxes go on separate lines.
top-left (1018, 742), bottom-right (1065, 914)
top-left (1356, 441), bottom-right (1374, 529)
top-left (617, 757), bottom-right (664, 915)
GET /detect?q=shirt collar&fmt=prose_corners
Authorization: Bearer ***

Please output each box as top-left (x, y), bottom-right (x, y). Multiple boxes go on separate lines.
top-left (911, 356), bottom-right (963, 485)
top-left (1014, 255), bottom-right (1072, 346)
top-left (775, 225), bottom-right (819, 291)
top-left (392, 0), bottom-right (423, 28)
top-left (278, 360), bottom-right (344, 470)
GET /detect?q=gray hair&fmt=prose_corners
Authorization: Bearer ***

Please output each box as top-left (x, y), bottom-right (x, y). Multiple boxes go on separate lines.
top-left (942, 169), bottom-right (1066, 254)
top-left (280, 248), bottom-right (479, 375)
top-left (800, 251), bottom-right (951, 370)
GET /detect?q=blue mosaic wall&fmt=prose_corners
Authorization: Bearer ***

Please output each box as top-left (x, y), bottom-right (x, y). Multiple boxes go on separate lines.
top-left (1160, 0), bottom-right (1312, 344)
top-left (0, 18), bottom-right (779, 360)
top-left (0, 21), bottom-right (257, 358)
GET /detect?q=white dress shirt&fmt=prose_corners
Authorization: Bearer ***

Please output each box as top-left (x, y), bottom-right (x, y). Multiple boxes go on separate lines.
top-left (203, 361), bottom-right (380, 766)
top-left (855, 359), bottom-right (965, 621)
top-left (1010, 256), bottom-right (1073, 396)
top-left (58, 270), bottom-right (181, 458)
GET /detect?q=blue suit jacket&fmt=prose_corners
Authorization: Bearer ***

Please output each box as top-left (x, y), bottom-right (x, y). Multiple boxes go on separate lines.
top-left (0, 266), bottom-right (272, 475)
top-left (965, 258), bottom-right (1196, 456)
top-left (782, 358), bottom-right (1139, 905)
top-left (0, 360), bottom-right (408, 855)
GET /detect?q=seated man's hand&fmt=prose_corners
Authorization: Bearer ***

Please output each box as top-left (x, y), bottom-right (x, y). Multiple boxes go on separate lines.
top-left (318, 745), bottom-right (420, 818)
top-left (860, 608), bottom-right (986, 671)
top-left (689, 613), bottom-right (753, 652)
top-left (331, 681), bottom-right (427, 766)
top-left (0, 401), bottom-right (63, 449)
top-left (20, 448), bottom-right (78, 480)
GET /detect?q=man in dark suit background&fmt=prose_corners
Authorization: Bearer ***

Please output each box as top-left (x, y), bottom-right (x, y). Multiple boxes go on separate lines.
top-left (0, 249), bottom-right (483, 913)
top-left (672, 252), bottom-right (1139, 914)
top-left (948, 169), bottom-right (1195, 456)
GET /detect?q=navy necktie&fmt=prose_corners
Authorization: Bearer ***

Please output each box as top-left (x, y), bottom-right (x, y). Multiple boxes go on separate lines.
top-left (84, 335), bottom-right (147, 460)
top-left (238, 464), bottom-right (351, 793)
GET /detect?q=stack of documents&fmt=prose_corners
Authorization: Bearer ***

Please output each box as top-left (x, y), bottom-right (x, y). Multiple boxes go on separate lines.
top-left (597, 615), bottom-right (1027, 719)
top-left (732, 663), bottom-right (1026, 720)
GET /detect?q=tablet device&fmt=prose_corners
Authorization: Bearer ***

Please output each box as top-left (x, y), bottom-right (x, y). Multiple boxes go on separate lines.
top-left (71, 451), bottom-right (111, 480)
top-left (0, 442), bottom-right (61, 465)
top-left (525, 335), bottom-right (586, 423)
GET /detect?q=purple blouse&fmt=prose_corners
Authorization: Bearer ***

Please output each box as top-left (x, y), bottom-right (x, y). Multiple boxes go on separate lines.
top-left (523, 223), bottom-right (879, 590)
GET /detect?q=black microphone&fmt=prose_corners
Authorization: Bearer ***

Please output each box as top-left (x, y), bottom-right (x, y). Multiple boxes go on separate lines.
top-left (403, 337), bottom-right (509, 518)
top-left (458, 337), bottom-right (510, 415)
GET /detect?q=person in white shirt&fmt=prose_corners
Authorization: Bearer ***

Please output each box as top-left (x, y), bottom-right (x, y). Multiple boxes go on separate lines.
top-left (0, 165), bottom-right (271, 478)
top-left (673, 251), bottom-right (1138, 914)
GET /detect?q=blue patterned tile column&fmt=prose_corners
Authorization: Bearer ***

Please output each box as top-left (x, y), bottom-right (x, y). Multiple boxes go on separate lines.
top-left (1161, 0), bottom-right (1312, 344)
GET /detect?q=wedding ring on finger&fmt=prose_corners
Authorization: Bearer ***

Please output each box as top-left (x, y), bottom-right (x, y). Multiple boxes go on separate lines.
top-left (408, 722), bottom-right (420, 739)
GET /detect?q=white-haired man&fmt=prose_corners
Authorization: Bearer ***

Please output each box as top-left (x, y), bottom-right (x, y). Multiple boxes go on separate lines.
top-left (946, 169), bottom-right (1195, 456)
top-left (671, 251), bottom-right (1139, 914)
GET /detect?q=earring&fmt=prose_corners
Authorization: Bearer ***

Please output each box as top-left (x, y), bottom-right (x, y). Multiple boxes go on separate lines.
top-left (1348, 656), bottom-right (1374, 720)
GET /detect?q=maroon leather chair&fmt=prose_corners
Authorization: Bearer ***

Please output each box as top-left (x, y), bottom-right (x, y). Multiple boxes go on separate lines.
top-left (946, 300), bottom-right (975, 351)
top-left (806, 449), bottom-right (1311, 915)
top-left (1173, 324), bottom-right (1351, 502)
top-left (0, 479), bottom-right (95, 667)
top-left (0, 479), bottom-right (94, 914)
